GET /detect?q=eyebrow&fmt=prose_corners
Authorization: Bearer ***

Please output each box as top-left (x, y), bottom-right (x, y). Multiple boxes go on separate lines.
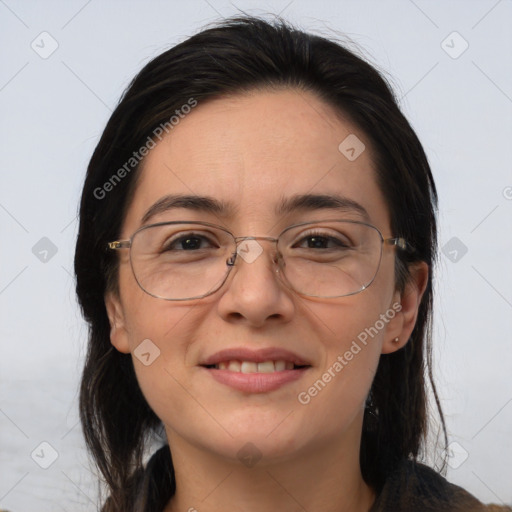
top-left (141, 194), bottom-right (235, 225)
top-left (276, 193), bottom-right (371, 222)
top-left (141, 192), bottom-right (370, 225)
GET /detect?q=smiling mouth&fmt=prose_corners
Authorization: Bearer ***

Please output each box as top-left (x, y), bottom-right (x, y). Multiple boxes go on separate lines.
top-left (203, 360), bottom-right (311, 373)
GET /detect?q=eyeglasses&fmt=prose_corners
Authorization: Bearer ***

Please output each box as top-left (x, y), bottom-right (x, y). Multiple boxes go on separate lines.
top-left (107, 220), bottom-right (411, 301)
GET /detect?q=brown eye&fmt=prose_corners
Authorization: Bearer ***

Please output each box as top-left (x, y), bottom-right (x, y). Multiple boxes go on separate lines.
top-left (301, 235), bottom-right (345, 249)
top-left (163, 233), bottom-right (218, 252)
top-left (294, 232), bottom-right (351, 250)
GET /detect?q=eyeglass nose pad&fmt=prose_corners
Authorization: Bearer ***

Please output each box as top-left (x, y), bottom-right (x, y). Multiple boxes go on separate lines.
top-left (273, 251), bottom-right (284, 273)
top-left (226, 253), bottom-right (237, 267)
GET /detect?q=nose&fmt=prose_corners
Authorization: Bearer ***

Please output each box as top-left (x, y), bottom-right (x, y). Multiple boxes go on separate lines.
top-left (216, 238), bottom-right (295, 328)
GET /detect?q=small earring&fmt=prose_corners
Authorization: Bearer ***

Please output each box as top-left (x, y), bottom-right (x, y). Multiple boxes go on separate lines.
top-left (393, 337), bottom-right (399, 343)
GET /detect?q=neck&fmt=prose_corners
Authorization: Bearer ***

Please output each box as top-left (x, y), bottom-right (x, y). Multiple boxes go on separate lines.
top-left (163, 415), bottom-right (376, 512)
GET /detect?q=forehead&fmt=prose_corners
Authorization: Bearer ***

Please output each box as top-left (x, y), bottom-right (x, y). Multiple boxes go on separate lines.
top-left (123, 89), bottom-right (391, 234)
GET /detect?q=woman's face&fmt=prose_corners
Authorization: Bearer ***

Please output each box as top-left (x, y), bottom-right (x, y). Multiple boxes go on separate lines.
top-left (106, 89), bottom-right (425, 464)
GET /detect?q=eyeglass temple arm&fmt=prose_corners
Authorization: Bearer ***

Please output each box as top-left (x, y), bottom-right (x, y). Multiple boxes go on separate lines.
top-left (385, 237), bottom-right (414, 253)
top-left (107, 240), bottom-right (131, 250)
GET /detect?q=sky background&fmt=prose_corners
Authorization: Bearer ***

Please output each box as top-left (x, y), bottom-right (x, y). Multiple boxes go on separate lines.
top-left (1, 0), bottom-right (511, 510)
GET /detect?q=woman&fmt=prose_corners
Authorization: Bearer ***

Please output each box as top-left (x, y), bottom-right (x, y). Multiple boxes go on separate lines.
top-left (74, 15), bottom-right (510, 512)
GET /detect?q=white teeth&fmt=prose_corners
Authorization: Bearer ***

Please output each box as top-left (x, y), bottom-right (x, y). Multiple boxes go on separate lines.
top-left (257, 361), bottom-right (275, 373)
top-left (213, 359), bottom-right (302, 373)
top-left (274, 360), bottom-right (286, 371)
top-left (241, 361), bottom-right (258, 374)
top-left (227, 360), bottom-right (241, 372)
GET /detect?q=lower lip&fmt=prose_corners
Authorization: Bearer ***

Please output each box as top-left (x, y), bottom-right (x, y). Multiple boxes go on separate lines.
top-left (201, 367), bottom-right (310, 393)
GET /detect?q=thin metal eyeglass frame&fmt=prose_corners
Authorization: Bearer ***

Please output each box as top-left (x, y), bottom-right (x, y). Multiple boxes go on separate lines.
top-left (107, 219), bottom-right (412, 300)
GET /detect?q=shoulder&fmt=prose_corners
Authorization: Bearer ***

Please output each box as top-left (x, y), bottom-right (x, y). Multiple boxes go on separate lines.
top-left (370, 459), bottom-right (512, 512)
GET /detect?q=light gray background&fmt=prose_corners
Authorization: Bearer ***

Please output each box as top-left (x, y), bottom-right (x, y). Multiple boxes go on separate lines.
top-left (1, 0), bottom-right (511, 510)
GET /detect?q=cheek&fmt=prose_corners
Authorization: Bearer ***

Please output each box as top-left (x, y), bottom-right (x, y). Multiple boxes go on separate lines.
top-left (301, 284), bottom-right (390, 354)
top-left (124, 300), bottom-right (207, 425)
top-left (118, 259), bottom-right (194, 345)
top-left (118, 271), bottom-right (215, 410)
top-left (295, 291), bottom-right (390, 417)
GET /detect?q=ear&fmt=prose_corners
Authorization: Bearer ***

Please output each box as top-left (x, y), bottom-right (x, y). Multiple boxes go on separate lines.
top-left (105, 291), bottom-right (131, 354)
top-left (381, 261), bottom-right (429, 354)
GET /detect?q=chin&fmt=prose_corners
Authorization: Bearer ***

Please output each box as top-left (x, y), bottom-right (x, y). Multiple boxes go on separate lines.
top-left (223, 417), bottom-right (313, 462)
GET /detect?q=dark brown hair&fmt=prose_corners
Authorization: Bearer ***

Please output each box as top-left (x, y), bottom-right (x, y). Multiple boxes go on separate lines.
top-left (74, 15), bottom-right (445, 511)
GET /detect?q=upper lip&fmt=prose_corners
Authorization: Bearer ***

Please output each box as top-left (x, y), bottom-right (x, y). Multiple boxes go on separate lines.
top-left (199, 347), bottom-right (312, 366)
